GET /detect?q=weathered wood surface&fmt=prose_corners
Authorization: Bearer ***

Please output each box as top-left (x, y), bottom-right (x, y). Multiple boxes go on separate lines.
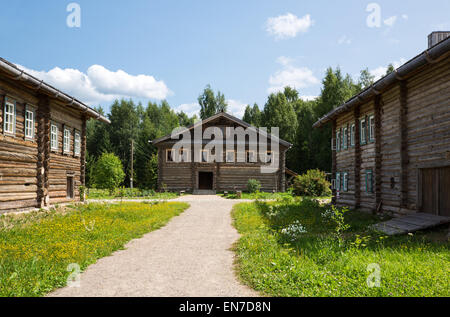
top-left (372, 213), bottom-right (450, 236)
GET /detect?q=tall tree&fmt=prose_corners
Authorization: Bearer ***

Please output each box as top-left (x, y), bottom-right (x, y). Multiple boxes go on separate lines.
top-left (359, 68), bottom-right (375, 89)
top-left (386, 63), bottom-right (395, 75)
top-left (262, 92), bottom-right (298, 143)
top-left (242, 103), bottom-right (262, 126)
top-left (198, 85), bottom-right (228, 119)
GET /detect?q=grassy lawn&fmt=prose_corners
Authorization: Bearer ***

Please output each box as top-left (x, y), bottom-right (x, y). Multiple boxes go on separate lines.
top-left (87, 188), bottom-right (180, 200)
top-left (220, 191), bottom-right (304, 200)
top-left (0, 201), bottom-right (189, 297)
top-left (232, 199), bottom-right (450, 297)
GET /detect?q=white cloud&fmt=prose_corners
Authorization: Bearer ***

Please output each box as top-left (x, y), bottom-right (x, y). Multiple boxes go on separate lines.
top-left (370, 58), bottom-right (407, 80)
top-left (266, 13), bottom-right (313, 40)
top-left (338, 35), bottom-right (352, 45)
top-left (226, 99), bottom-right (248, 119)
top-left (268, 57), bottom-right (319, 94)
top-left (383, 16), bottom-right (398, 27)
top-left (401, 14), bottom-right (408, 20)
top-left (301, 96), bottom-right (318, 101)
top-left (174, 103), bottom-right (200, 118)
top-left (15, 63), bottom-right (171, 105)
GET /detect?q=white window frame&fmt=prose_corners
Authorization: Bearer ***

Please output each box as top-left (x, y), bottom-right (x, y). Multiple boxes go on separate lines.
top-left (336, 131), bottom-right (341, 151)
top-left (343, 172), bottom-right (349, 192)
top-left (226, 150), bottom-right (235, 163)
top-left (336, 172), bottom-right (341, 192)
top-left (360, 118), bottom-right (366, 145)
top-left (369, 115), bottom-right (375, 142)
top-left (4, 99), bottom-right (15, 135)
top-left (50, 124), bottom-right (58, 151)
top-left (63, 128), bottom-right (71, 154)
top-left (350, 124), bottom-right (355, 147)
top-left (179, 148), bottom-right (190, 163)
top-left (74, 131), bottom-right (81, 156)
top-left (166, 149), bottom-right (174, 162)
top-left (201, 149), bottom-right (209, 163)
top-left (343, 127), bottom-right (348, 150)
top-left (246, 150), bottom-right (256, 163)
top-left (265, 151), bottom-right (273, 164)
top-left (24, 106), bottom-right (34, 139)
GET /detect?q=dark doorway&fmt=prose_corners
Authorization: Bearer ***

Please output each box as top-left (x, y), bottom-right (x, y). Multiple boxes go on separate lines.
top-left (198, 172), bottom-right (213, 190)
top-left (67, 176), bottom-right (74, 199)
top-left (421, 167), bottom-right (450, 216)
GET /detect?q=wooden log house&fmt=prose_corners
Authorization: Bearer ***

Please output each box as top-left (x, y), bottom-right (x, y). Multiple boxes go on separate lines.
top-left (0, 58), bottom-right (109, 213)
top-left (152, 112), bottom-right (292, 193)
top-left (313, 34), bottom-right (450, 217)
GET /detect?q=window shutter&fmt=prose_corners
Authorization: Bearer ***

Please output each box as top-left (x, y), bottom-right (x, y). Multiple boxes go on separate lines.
top-left (13, 100), bottom-right (16, 135)
top-left (2, 96), bottom-right (6, 134)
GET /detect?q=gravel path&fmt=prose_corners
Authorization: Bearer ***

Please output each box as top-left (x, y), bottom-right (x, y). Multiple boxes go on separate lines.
top-left (49, 195), bottom-right (258, 297)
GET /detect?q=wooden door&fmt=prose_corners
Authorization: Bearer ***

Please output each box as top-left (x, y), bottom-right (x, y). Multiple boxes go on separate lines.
top-left (421, 167), bottom-right (450, 216)
top-left (67, 176), bottom-right (74, 199)
top-left (439, 167), bottom-right (450, 216)
top-left (198, 172), bottom-right (213, 190)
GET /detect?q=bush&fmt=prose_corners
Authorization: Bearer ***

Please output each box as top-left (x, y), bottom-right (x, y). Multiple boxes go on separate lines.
top-left (91, 153), bottom-right (125, 194)
top-left (247, 179), bottom-right (261, 193)
top-left (292, 169), bottom-right (331, 197)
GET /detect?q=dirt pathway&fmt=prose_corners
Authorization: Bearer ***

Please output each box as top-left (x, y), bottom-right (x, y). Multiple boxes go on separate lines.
top-left (49, 195), bottom-right (258, 297)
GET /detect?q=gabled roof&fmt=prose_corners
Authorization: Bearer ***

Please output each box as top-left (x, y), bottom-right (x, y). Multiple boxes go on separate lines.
top-left (0, 57), bottom-right (110, 124)
top-left (313, 36), bottom-right (450, 128)
top-left (152, 111), bottom-right (293, 148)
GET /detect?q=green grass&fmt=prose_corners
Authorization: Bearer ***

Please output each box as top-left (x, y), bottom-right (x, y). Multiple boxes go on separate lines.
top-left (232, 199), bottom-right (450, 297)
top-left (221, 191), bottom-right (298, 200)
top-left (0, 201), bottom-right (189, 297)
top-left (87, 188), bottom-right (180, 200)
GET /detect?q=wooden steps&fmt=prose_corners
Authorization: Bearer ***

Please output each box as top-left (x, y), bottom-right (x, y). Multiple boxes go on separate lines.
top-left (372, 213), bottom-right (450, 236)
top-left (193, 190), bottom-right (216, 195)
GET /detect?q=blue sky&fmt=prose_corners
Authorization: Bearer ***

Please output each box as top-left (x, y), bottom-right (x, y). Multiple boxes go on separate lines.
top-left (1, 0), bottom-right (449, 118)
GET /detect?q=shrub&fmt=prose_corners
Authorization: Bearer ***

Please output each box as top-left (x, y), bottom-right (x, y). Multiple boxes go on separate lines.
top-left (247, 179), bottom-right (261, 193)
top-left (91, 153), bottom-right (125, 194)
top-left (292, 169), bottom-right (331, 197)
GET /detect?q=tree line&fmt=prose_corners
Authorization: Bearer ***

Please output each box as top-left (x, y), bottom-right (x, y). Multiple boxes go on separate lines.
top-left (86, 65), bottom-right (394, 189)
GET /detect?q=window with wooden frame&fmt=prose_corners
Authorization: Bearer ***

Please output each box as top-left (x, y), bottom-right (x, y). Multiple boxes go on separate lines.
top-left (179, 148), bottom-right (189, 162)
top-left (50, 124), bottom-right (58, 151)
top-left (246, 150), bottom-right (256, 163)
top-left (166, 149), bottom-right (175, 162)
top-left (360, 118), bottom-right (367, 145)
top-left (201, 149), bottom-right (209, 163)
top-left (63, 127), bottom-right (71, 154)
top-left (365, 169), bottom-right (374, 193)
top-left (226, 150), bottom-right (235, 163)
top-left (343, 172), bottom-right (349, 192)
top-left (3, 98), bottom-right (15, 135)
top-left (350, 124), bottom-right (355, 147)
top-left (265, 151), bottom-right (273, 164)
top-left (336, 172), bottom-right (341, 191)
top-left (336, 130), bottom-right (341, 151)
top-left (24, 106), bottom-right (34, 139)
top-left (74, 131), bottom-right (81, 156)
top-left (343, 127), bottom-right (348, 150)
top-left (369, 115), bottom-right (375, 142)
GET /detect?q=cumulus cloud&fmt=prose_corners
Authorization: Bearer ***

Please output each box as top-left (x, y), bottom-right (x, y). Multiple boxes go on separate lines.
top-left (266, 13), bottom-right (313, 40)
top-left (370, 58), bottom-right (407, 80)
top-left (301, 96), bottom-right (318, 101)
top-left (15, 63), bottom-right (171, 105)
top-left (268, 57), bottom-right (319, 94)
top-left (226, 99), bottom-right (248, 119)
top-left (174, 103), bottom-right (200, 118)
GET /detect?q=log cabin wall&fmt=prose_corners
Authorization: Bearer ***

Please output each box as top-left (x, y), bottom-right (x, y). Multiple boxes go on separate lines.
top-left (335, 111), bottom-right (356, 208)
top-left (0, 73), bottom-right (88, 213)
top-left (155, 114), bottom-right (289, 193)
top-left (332, 54), bottom-right (450, 216)
top-left (48, 102), bottom-right (83, 205)
top-left (406, 55), bottom-right (450, 212)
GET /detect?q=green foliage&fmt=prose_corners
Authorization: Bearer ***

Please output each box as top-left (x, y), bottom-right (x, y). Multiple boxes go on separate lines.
top-left (246, 179), bottom-right (261, 193)
top-left (86, 188), bottom-right (179, 200)
top-left (198, 84), bottom-right (228, 119)
top-left (0, 202), bottom-right (189, 296)
top-left (91, 153), bottom-right (125, 194)
top-left (359, 68), bottom-right (375, 89)
top-left (292, 169), bottom-right (331, 197)
top-left (232, 200), bottom-right (450, 297)
top-left (242, 103), bottom-right (262, 126)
